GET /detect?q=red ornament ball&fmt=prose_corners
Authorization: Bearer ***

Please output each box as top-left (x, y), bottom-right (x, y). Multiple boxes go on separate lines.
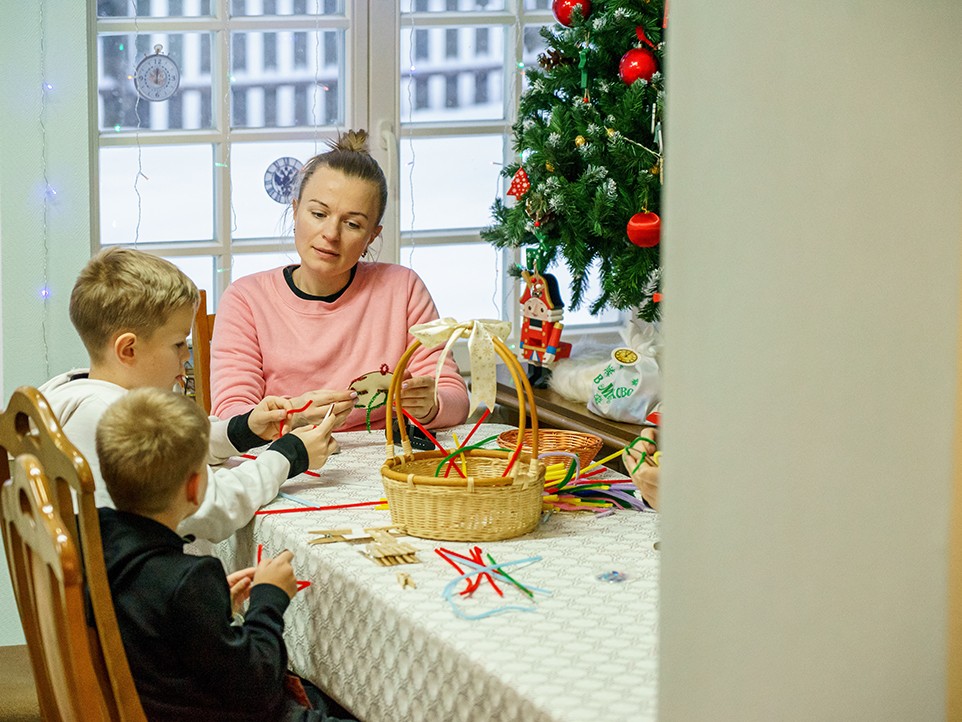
top-left (619, 47), bottom-right (658, 85)
top-left (552, 0), bottom-right (591, 27)
top-left (627, 212), bottom-right (661, 248)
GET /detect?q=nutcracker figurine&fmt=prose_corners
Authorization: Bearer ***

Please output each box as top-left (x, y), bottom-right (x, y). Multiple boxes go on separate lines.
top-left (519, 269), bottom-right (572, 388)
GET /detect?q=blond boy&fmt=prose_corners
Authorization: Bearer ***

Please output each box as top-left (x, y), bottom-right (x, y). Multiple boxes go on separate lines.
top-left (41, 247), bottom-right (352, 542)
top-left (96, 389), bottom-right (328, 720)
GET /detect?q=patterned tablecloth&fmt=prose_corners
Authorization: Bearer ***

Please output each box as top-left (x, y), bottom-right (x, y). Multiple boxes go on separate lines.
top-left (212, 424), bottom-right (659, 722)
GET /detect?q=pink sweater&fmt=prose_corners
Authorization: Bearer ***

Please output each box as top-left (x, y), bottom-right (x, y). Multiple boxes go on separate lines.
top-left (210, 263), bottom-right (469, 431)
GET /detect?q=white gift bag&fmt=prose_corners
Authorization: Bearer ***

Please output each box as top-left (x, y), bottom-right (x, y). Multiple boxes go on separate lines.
top-left (587, 316), bottom-right (661, 424)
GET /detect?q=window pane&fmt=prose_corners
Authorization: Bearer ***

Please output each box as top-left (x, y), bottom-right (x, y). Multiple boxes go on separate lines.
top-left (98, 32), bottom-right (213, 132)
top-left (230, 30), bottom-right (344, 128)
top-left (402, 243), bottom-right (501, 321)
top-left (166, 255), bottom-right (216, 306)
top-left (229, 140), bottom-right (328, 240)
top-left (548, 261), bottom-right (622, 326)
top-left (97, 0), bottom-right (212, 16)
top-left (99, 145), bottom-right (214, 245)
top-left (401, 0), bottom-right (506, 10)
top-left (400, 135), bottom-right (503, 232)
top-left (522, 0), bottom-right (551, 9)
top-left (401, 26), bottom-right (504, 122)
top-left (230, 0), bottom-right (343, 14)
top-left (522, 24), bottom-right (549, 65)
top-left (230, 251), bottom-right (299, 282)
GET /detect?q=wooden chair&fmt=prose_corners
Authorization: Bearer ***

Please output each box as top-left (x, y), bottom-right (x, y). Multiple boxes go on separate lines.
top-left (0, 387), bottom-right (146, 721)
top-left (191, 289), bottom-right (216, 414)
top-left (1, 453), bottom-right (109, 720)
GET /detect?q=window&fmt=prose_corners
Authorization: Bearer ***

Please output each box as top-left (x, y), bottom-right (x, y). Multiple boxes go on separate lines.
top-left (475, 27), bottom-right (490, 55)
top-left (263, 32), bottom-right (277, 70)
top-left (94, 0), bottom-right (356, 307)
top-left (445, 29), bottom-right (458, 59)
top-left (414, 29), bottom-right (428, 61)
top-left (93, 0), bottom-right (618, 332)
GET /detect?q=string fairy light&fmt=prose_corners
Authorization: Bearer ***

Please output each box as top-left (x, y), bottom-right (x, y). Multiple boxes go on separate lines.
top-left (132, 1), bottom-right (145, 246)
top-left (37, 0), bottom-right (51, 376)
top-left (404, 4), bottom-right (419, 268)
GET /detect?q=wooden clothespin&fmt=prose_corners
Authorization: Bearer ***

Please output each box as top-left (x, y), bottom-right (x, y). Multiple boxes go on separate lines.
top-left (396, 572), bottom-right (416, 589)
top-left (308, 525), bottom-right (407, 547)
top-left (365, 528), bottom-right (420, 566)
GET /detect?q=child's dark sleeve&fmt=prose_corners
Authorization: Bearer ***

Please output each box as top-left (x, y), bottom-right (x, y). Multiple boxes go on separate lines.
top-left (228, 411), bottom-right (310, 478)
top-left (170, 557), bottom-right (291, 714)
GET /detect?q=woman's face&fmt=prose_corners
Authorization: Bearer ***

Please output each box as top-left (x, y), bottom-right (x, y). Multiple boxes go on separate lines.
top-left (292, 166), bottom-right (383, 296)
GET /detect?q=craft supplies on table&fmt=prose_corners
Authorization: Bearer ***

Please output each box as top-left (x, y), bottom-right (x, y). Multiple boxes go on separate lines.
top-left (213, 423), bottom-right (659, 722)
top-left (381, 325), bottom-right (546, 542)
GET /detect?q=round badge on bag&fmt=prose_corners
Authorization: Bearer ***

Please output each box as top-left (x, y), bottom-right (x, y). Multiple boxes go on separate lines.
top-left (611, 347), bottom-right (639, 366)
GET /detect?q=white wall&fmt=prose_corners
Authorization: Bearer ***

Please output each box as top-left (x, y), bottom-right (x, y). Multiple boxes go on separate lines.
top-left (659, 1), bottom-right (962, 719)
top-left (0, 1), bottom-right (92, 646)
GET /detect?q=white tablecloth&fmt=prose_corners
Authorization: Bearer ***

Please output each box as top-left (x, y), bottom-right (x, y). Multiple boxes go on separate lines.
top-left (213, 424), bottom-right (659, 722)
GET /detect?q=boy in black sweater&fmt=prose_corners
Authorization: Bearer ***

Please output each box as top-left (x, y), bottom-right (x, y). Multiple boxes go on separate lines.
top-left (96, 388), bottom-right (349, 721)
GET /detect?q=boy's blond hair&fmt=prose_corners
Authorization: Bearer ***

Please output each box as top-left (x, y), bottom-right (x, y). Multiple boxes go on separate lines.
top-left (97, 388), bottom-right (211, 515)
top-left (70, 248), bottom-right (199, 363)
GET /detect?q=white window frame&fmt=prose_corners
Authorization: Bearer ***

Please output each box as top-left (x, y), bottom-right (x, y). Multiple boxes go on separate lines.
top-left (92, 0), bottom-right (370, 307)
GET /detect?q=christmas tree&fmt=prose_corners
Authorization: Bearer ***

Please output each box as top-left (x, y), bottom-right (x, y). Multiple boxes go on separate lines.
top-left (482, 0), bottom-right (666, 321)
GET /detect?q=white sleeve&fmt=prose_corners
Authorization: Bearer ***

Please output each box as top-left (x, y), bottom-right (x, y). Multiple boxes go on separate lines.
top-left (176, 449), bottom-right (290, 543)
top-left (207, 418), bottom-right (238, 465)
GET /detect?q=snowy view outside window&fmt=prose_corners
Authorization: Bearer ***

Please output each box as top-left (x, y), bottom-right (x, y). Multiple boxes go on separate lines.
top-left (95, 0), bottom-right (616, 325)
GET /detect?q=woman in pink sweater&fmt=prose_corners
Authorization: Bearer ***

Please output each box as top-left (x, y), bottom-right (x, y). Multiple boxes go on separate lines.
top-left (211, 131), bottom-right (469, 432)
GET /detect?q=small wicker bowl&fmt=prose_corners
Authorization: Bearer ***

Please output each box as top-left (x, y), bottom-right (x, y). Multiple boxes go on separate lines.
top-left (497, 428), bottom-right (603, 472)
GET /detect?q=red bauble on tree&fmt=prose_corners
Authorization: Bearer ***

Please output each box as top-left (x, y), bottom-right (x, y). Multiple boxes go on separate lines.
top-left (627, 212), bottom-right (661, 247)
top-left (552, 0), bottom-right (591, 27)
top-left (619, 47), bottom-right (658, 85)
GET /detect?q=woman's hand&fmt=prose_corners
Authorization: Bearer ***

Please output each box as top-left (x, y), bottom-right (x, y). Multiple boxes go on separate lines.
top-left (287, 389), bottom-right (357, 430)
top-left (248, 396), bottom-right (295, 440)
top-left (227, 566), bottom-right (256, 613)
top-left (401, 376), bottom-right (438, 424)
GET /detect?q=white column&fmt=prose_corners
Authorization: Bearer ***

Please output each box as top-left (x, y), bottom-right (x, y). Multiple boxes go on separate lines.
top-left (659, 1), bottom-right (962, 719)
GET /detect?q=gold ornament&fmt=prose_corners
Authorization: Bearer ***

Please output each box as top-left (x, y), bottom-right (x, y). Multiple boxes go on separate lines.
top-left (575, 135), bottom-right (586, 147)
top-left (545, 161), bottom-right (555, 172)
top-left (650, 164), bottom-right (660, 175)
top-left (606, 127), bottom-right (616, 137)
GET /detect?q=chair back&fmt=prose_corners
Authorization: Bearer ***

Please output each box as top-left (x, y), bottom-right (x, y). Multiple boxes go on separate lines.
top-left (191, 289), bottom-right (216, 414)
top-left (0, 387), bottom-right (146, 721)
top-left (1, 453), bottom-right (108, 720)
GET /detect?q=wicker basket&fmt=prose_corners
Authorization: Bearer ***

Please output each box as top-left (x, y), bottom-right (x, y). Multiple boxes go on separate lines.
top-left (496, 428), bottom-right (603, 473)
top-left (381, 333), bottom-right (545, 542)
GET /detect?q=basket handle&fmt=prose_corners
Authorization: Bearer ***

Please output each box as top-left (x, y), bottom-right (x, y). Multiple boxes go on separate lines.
top-left (384, 334), bottom-right (539, 462)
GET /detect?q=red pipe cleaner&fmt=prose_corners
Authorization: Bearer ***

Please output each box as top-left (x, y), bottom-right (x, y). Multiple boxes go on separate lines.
top-left (254, 500), bottom-right (386, 516)
top-left (402, 409), bottom-right (467, 479)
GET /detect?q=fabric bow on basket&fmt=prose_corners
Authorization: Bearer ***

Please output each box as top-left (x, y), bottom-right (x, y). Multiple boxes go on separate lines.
top-left (409, 317), bottom-right (511, 417)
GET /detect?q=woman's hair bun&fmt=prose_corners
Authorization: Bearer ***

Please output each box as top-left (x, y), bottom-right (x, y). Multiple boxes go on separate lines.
top-left (329, 129), bottom-right (370, 154)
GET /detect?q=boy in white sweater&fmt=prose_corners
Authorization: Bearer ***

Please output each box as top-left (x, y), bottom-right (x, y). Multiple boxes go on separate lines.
top-left (41, 247), bottom-right (354, 542)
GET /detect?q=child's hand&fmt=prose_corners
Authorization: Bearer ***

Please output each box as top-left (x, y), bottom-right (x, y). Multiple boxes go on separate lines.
top-left (289, 410), bottom-right (339, 470)
top-left (248, 396), bottom-right (295, 440)
top-left (287, 390), bottom-right (356, 430)
top-left (625, 432), bottom-right (659, 511)
top-left (401, 376), bottom-right (438, 424)
top-left (252, 550), bottom-right (298, 599)
top-left (227, 566), bottom-right (256, 613)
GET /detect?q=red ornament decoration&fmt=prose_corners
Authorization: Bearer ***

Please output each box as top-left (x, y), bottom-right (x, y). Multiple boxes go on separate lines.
top-left (506, 167), bottom-right (531, 198)
top-left (627, 212), bottom-right (661, 248)
top-left (552, 0), bottom-right (591, 27)
top-left (619, 47), bottom-right (658, 85)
